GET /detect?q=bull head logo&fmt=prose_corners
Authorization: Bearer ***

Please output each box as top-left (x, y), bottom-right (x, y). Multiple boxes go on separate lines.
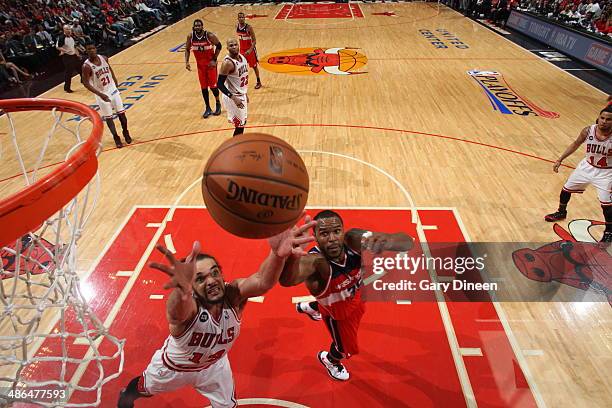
top-left (512, 220), bottom-right (611, 305)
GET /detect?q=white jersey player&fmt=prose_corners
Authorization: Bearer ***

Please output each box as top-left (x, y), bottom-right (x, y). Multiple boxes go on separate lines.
top-left (545, 106), bottom-right (612, 243)
top-left (117, 214), bottom-right (317, 408)
top-left (217, 38), bottom-right (249, 137)
top-left (82, 43), bottom-right (132, 149)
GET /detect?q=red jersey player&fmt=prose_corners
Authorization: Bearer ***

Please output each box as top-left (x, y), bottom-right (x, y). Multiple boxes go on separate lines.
top-left (236, 12), bottom-right (262, 89)
top-left (279, 210), bottom-right (413, 380)
top-left (185, 19), bottom-right (222, 118)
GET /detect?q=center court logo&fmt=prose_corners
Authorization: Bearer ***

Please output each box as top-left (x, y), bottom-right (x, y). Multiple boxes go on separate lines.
top-left (468, 70), bottom-right (559, 118)
top-left (259, 47), bottom-right (367, 76)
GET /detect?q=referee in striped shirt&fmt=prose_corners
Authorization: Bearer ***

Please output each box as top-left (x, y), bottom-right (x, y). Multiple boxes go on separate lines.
top-left (56, 25), bottom-right (81, 93)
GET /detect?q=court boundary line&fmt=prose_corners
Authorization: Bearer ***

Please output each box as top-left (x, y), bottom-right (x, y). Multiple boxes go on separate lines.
top-left (441, 4), bottom-right (607, 96)
top-left (451, 208), bottom-right (547, 408)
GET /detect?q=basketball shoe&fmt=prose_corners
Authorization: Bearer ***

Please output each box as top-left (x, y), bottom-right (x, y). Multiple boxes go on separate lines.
top-left (318, 351), bottom-right (349, 381)
top-left (213, 102), bottom-right (221, 116)
top-left (296, 301), bottom-right (322, 321)
top-left (123, 130), bottom-right (132, 144)
top-left (202, 107), bottom-right (213, 118)
top-left (544, 210), bottom-right (567, 222)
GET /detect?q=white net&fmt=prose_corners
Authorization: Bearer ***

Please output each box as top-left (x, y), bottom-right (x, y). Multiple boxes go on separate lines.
top-left (0, 101), bottom-right (124, 407)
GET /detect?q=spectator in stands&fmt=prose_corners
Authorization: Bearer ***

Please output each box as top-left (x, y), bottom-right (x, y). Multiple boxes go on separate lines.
top-left (0, 50), bottom-right (31, 84)
top-left (136, 0), bottom-right (164, 21)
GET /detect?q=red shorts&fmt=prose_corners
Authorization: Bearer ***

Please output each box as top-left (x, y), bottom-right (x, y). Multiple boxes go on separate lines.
top-left (240, 48), bottom-right (258, 68)
top-left (196, 62), bottom-right (217, 89)
top-left (321, 301), bottom-right (365, 358)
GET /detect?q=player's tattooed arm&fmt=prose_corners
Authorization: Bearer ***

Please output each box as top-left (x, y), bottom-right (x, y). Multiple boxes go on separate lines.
top-left (185, 33), bottom-right (192, 70)
top-left (210, 32), bottom-right (222, 64)
top-left (554, 127), bottom-right (589, 172)
top-left (345, 229), bottom-right (413, 254)
top-left (149, 242), bottom-right (200, 337)
top-left (247, 26), bottom-right (256, 54)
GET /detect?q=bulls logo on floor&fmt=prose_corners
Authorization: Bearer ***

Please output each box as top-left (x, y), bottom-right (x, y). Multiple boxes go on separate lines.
top-left (512, 220), bottom-right (611, 305)
top-left (260, 48), bottom-right (368, 76)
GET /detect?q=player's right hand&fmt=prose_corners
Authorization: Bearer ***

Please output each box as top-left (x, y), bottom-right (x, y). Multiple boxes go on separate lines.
top-left (553, 160), bottom-right (562, 173)
top-left (232, 95), bottom-right (244, 108)
top-left (150, 241), bottom-right (201, 301)
top-left (100, 94), bottom-right (110, 102)
top-left (185, 63), bottom-right (191, 71)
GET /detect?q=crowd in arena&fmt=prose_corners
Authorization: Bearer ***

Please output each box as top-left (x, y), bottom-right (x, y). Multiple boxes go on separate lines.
top-left (443, 0), bottom-right (611, 36)
top-left (0, 0), bottom-right (194, 87)
top-left (518, 0), bottom-right (611, 35)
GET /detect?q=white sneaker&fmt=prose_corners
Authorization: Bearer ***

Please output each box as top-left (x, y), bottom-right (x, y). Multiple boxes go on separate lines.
top-left (318, 351), bottom-right (350, 381)
top-left (296, 302), bottom-right (322, 321)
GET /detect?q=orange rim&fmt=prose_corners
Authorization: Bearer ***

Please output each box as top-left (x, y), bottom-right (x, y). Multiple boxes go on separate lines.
top-left (0, 98), bottom-right (103, 248)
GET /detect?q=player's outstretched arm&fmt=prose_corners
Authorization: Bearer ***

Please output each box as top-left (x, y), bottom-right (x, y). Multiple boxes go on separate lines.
top-left (553, 127), bottom-right (589, 172)
top-left (345, 229), bottom-right (414, 254)
top-left (149, 242), bottom-right (200, 336)
top-left (233, 214), bottom-right (317, 301)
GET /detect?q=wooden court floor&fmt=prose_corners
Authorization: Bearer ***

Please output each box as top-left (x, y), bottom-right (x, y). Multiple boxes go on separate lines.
top-left (1, 2), bottom-right (610, 407)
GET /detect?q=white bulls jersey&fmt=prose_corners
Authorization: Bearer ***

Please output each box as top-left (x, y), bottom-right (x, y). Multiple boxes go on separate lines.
top-left (160, 301), bottom-right (241, 372)
top-left (84, 56), bottom-right (116, 95)
top-left (223, 54), bottom-right (248, 96)
top-left (585, 124), bottom-right (612, 169)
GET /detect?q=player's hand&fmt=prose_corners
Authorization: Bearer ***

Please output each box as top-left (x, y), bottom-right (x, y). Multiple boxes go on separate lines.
top-left (268, 212), bottom-right (317, 258)
top-left (150, 241), bottom-right (201, 301)
top-left (232, 95), bottom-right (244, 108)
top-left (185, 62), bottom-right (191, 71)
top-left (208, 59), bottom-right (217, 67)
top-left (245, 48), bottom-right (252, 55)
top-left (553, 160), bottom-right (562, 173)
top-left (362, 232), bottom-right (389, 254)
top-left (99, 93), bottom-right (110, 102)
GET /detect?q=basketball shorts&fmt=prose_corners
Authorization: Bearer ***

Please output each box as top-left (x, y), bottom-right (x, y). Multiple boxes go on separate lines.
top-left (241, 48), bottom-right (258, 68)
top-left (222, 94), bottom-right (247, 127)
top-left (197, 62), bottom-right (218, 89)
top-left (140, 350), bottom-right (237, 408)
top-left (563, 159), bottom-right (612, 205)
top-left (94, 89), bottom-right (124, 119)
top-left (321, 301), bottom-right (365, 358)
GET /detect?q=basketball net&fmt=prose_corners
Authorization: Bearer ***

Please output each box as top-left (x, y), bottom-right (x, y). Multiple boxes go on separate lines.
top-left (0, 100), bottom-right (124, 407)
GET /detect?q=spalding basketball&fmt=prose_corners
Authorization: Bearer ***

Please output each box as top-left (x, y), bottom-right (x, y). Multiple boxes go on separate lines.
top-left (202, 133), bottom-right (309, 239)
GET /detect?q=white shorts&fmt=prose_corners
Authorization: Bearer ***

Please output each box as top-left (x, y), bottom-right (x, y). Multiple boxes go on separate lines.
top-left (95, 89), bottom-right (125, 119)
top-left (141, 350), bottom-right (236, 408)
top-left (563, 159), bottom-right (612, 205)
top-left (222, 94), bottom-right (247, 127)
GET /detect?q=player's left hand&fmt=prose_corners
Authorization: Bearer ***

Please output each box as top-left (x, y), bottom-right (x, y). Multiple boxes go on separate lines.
top-left (362, 232), bottom-right (388, 254)
top-left (269, 212), bottom-right (317, 258)
top-left (208, 59), bottom-right (217, 67)
top-left (245, 48), bottom-right (252, 55)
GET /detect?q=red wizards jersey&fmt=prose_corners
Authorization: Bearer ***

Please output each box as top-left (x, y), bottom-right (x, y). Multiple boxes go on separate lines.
top-left (236, 23), bottom-right (253, 54)
top-left (191, 30), bottom-right (215, 63)
top-left (311, 245), bottom-right (363, 320)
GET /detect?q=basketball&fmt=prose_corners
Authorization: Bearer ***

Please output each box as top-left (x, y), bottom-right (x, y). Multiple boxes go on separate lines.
top-left (201, 133), bottom-right (309, 239)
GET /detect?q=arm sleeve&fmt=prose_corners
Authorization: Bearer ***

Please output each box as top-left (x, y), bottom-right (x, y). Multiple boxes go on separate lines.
top-left (217, 74), bottom-right (232, 97)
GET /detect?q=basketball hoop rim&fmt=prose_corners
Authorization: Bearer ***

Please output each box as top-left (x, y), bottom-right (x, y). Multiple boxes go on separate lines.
top-left (0, 98), bottom-right (103, 248)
